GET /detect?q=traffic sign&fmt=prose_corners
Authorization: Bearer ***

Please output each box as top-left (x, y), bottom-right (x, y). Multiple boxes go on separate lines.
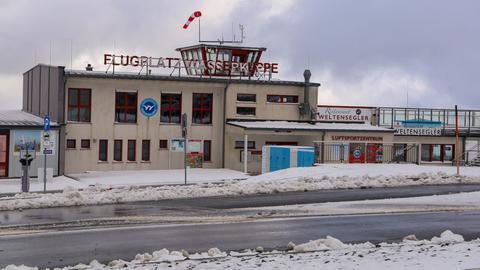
top-left (43, 116), bottom-right (50, 132)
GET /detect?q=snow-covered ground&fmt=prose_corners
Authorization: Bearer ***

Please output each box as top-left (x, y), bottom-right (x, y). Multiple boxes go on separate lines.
top-left (3, 230), bottom-right (479, 270)
top-left (236, 190), bottom-right (480, 217)
top-left (249, 163), bottom-right (480, 182)
top-left (0, 176), bottom-right (84, 194)
top-left (1, 164), bottom-right (480, 210)
top-left (68, 168), bottom-right (248, 187)
top-left (0, 169), bottom-right (247, 195)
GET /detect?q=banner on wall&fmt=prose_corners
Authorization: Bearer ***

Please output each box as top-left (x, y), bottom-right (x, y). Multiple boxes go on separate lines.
top-left (170, 139), bottom-right (185, 152)
top-left (13, 130), bottom-right (41, 155)
top-left (317, 106), bottom-right (372, 123)
top-left (187, 139), bottom-right (202, 153)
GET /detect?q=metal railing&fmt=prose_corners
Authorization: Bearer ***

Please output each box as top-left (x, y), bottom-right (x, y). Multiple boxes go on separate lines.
top-left (313, 141), bottom-right (420, 164)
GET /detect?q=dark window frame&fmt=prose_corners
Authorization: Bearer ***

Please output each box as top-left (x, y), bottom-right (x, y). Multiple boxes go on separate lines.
top-left (68, 88), bottom-right (91, 122)
top-left (127, 140), bottom-right (136, 161)
top-left (160, 93), bottom-right (182, 124)
top-left (266, 94), bottom-right (299, 104)
top-left (159, 140), bottom-right (168, 149)
top-left (66, 139), bottom-right (76, 149)
top-left (114, 139), bottom-right (123, 161)
top-left (115, 91), bottom-right (138, 123)
top-left (80, 139), bottom-right (91, 149)
top-left (203, 140), bottom-right (211, 162)
top-left (236, 107), bottom-right (256, 116)
top-left (236, 93), bottom-right (256, 102)
top-left (265, 141), bottom-right (298, 146)
top-left (99, 139), bottom-right (108, 161)
top-left (142, 140), bottom-right (150, 161)
top-left (235, 141), bottom-right (256, 149)
top-left (192, 93), bottom-right (213, 124)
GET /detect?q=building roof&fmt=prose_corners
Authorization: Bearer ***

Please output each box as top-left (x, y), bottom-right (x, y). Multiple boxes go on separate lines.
top-left (227, 121), bottom-right (393, 132)
top-left (0, 110), bottom-right (57, 127)
top-left (64, 70), bottom-right (321, 87)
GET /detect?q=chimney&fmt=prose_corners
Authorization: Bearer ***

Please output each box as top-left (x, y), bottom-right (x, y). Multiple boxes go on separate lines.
top-left (85, 64), bottom-right (93, 71)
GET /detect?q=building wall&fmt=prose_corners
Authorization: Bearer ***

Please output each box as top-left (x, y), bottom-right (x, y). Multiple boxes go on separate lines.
top-left (226, 83), bottom-right (318, 121)
top-left (64, 77), bottom-right (226, 173)
top-left (22, 65), bottom-right (65, 123)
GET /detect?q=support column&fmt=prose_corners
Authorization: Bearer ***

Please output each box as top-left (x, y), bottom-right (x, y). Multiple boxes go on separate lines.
top-left (244, 133), bottom-right (248, 173)
top-left (417, 143), bottom-right (422, 165)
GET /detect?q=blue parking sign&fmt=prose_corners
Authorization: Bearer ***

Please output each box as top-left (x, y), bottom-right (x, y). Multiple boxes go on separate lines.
top-left (44, 116), bottom-right (50, 132)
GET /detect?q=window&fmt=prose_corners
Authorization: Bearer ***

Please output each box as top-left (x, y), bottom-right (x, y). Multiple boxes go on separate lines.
top-left (203, 140), bottom-right (211, 162)
top-left (68, 88), bottom-right (91, 122)
top-left (265, 141), bottom-right (298, 146)
top-left (115, 92), bottom-right (137, 123)
top-left (235, 141), bottom-right (256, 149)
top-left (81, 139), bottom-right (91, 149)
top-left (99, 140), bottom-right (108, 161)
top-left (161, 94), bottom-right (182, 123)
top-left (379, 108), bottom-right (393, 126)
top-left (114, 140), bottom-right (122, 161)
top-left (66, 139), bottom-right (76, 149)
top-left (127, 140), bottom-right (136, 161)
top-left (267, 95), bottom-right (298, 103)
top-left (237, 93), bottom-right (256, 102)
top-left (142, 140), bottom-right (150, 161)
top-left (192, 93), bottom-right (213, 124)
top-left (421, 144), bottom-right (454, 162)
top-left (159, 140), bottom-right (168, 149)
top-left (236, 107), bottom-right (256, 116)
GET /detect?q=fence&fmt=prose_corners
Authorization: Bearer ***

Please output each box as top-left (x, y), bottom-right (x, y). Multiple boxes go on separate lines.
top-left (313, 141), bottom-right (420, 164)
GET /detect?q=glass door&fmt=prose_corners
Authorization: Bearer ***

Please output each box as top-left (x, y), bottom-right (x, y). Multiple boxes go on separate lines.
top-left (0, 133), bottom-right (8, 177)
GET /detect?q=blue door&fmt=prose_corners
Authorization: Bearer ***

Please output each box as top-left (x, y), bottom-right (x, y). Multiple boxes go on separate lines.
top-left (297, 149), bottom-right (314, 167)
top-left (269, 147), bottom-right (290, 172)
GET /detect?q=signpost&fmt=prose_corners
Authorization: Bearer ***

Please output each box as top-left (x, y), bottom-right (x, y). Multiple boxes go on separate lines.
top-left (182, 113), bottom-right (188, 185)
top-left (43, 115), bottom-right (50, 193)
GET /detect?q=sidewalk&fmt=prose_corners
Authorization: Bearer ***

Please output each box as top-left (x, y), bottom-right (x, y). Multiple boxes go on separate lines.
top-left (0, 169), bottom-right (248, 195)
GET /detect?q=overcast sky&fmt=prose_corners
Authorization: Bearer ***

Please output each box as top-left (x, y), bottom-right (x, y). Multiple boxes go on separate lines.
top-left (0, 0), bottom-right (479, 110)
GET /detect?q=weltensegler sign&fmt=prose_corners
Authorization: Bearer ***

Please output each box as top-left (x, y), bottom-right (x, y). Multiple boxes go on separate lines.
top-left (103, 54), bottom-right (278, 77)
top-left (316, 106), bottom-right (372, 123)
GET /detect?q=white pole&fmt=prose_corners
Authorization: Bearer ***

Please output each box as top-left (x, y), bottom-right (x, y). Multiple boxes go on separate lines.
top-left (244, 133), bottom-right (248, 173)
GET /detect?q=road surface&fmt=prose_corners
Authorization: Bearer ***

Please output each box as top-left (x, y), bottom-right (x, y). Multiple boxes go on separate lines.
top-left (2, 183), bottom-right (480, 227)
top-left (1, 210), bottom-right (480, 268)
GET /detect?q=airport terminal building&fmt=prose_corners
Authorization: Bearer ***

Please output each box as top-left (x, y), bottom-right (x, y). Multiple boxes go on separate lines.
top-left (0, 43), bottom-right (479, 178)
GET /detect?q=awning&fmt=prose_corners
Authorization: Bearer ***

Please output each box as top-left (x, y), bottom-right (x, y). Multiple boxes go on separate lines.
top-left (227, 121), bottom-right (393, 132)
top-left (0, 110), bottom-right (58, 127)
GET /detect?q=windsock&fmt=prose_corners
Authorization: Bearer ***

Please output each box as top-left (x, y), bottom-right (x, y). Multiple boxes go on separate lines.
top-left (183, 11), bottom-right (202, 29)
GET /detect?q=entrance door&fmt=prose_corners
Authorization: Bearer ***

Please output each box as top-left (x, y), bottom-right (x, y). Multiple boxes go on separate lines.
top-left (0, 132), bottom-right (8, 177)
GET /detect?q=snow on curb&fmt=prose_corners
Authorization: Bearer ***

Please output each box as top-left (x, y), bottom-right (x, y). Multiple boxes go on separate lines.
top-left (0, 170), bottom-right (479, 210)
top-left (1, 230), bottom-right (472, 270)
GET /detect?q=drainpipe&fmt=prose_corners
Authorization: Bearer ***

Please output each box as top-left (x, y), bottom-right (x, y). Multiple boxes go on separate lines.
top-left (321, 131), bottom-right (325, 163)
top-left (222, 81), bottom-right (230, 168)
top-left (303, 69), bottom-right (311, 119)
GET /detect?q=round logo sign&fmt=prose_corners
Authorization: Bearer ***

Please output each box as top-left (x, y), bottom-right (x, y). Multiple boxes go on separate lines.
top-left (355, 109), bottom-right (362, 115)
top-left (353, 149), bottom-right (362, 159)
top-left (140, 98), bottom-right (158, 117)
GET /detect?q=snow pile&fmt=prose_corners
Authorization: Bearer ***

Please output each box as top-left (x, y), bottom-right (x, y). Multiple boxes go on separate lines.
top-left (430, 230), bottom-right (464, 244)
top-left (1, 164), bottom-right (480, 211)
top-left (292, 236), bottom-right (347, 252)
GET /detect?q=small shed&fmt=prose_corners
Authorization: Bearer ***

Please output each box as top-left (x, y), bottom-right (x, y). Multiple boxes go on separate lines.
top-left (0, 110), bottom-right (60, 178)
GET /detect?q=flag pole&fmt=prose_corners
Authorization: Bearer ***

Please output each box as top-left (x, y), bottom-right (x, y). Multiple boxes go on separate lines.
top-left (455, 105), bottom-right (460, 176)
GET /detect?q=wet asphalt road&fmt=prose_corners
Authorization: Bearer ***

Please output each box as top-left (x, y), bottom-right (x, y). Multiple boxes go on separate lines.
top-left (2, 183), bottom-right (480, 227)
top-left (1, 210), bottom-right (480, 268)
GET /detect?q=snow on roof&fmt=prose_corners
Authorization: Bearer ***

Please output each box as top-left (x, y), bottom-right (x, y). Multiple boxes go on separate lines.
top-left (0, 110), bottom-right (57, 127)
top-left (227, 121), bottom-right (393, 132)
